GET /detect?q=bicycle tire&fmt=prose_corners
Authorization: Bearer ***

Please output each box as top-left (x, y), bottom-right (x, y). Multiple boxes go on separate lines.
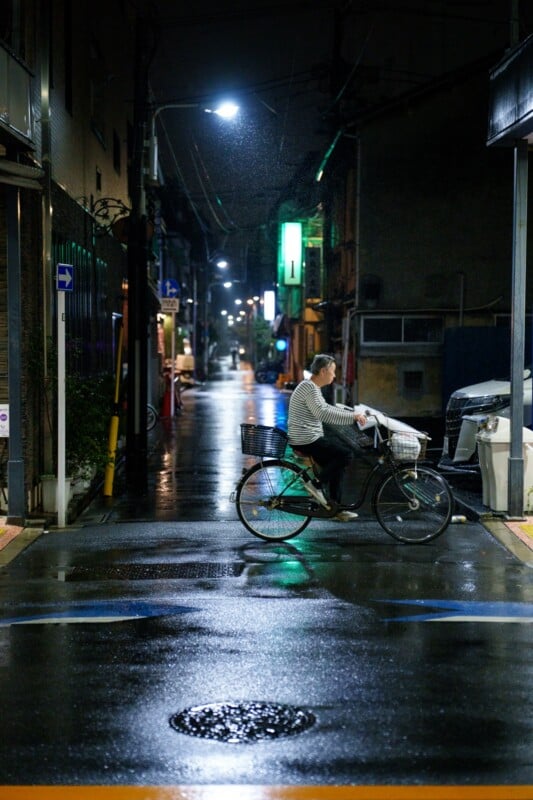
top-left (373, 465), bottom-right (452, 543)
top-left (235, 459), bottom-right (313, 541)
top-left (146, 403), bottom-right (159, 431)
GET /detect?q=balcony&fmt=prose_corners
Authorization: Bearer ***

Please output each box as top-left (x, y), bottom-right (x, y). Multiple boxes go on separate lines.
top-left (0, 42), bottom-right (32, 145)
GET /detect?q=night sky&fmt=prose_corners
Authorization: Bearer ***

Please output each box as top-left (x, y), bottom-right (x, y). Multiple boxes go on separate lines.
top-left (147, 1), bottom-right (533, 280)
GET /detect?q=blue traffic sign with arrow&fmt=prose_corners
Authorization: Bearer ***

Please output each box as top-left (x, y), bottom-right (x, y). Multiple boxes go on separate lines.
top-left (162, 277), bottom-right (179, 298)
top-left (57, 263), bottom-right (74, 292)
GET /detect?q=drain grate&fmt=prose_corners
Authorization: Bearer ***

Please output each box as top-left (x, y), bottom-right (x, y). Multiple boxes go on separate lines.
top-left (65, 563), bottom-right (244, 581)
top-left (169, 701), bottom-right (316, 743)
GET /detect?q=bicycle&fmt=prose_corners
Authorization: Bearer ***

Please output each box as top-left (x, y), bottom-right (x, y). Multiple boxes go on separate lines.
top-left (231, 410), bottom-right (453, 544)
top-left (146, 403), bottom-right (160, 431)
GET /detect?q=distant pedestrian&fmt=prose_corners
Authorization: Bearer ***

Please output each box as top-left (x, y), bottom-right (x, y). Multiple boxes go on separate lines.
top-left (230, 341), bottom-right (239, 369)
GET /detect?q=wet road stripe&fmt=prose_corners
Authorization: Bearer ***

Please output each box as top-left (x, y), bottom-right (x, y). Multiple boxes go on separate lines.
top-left (3, 599), bottom-right (532, 627)
top-left (374, 599), bottom-right (533, 622)
top-left (0, 787), bottom-right (531, 799)
top-left (0, 601), bottom-right (199, 626)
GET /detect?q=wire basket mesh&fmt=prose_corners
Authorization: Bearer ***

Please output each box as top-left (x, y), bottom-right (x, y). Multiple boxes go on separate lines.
top-left (388, 432), bottom-right (427, 462)
top-left (240, 424), bottom-right (288, 458)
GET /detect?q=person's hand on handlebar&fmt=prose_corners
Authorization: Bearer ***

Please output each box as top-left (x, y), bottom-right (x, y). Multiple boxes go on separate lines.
top-left (353, 412), bottom-right (367, 426)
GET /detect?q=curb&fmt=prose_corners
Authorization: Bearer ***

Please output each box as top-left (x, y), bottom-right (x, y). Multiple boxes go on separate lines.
top-left (453, 490), bottom-right (533, 566)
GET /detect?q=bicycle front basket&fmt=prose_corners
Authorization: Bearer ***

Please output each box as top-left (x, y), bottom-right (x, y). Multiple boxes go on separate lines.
top-left (389, 432), bottom-right (426, 461)
top-left (240, 423), bottom-right (288, 458)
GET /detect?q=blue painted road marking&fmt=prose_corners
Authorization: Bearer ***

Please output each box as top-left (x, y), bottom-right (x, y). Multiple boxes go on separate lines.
top-left (374, 599), bottom-right (533, 622)
top-left (0, 600), bottom-right (199, 626)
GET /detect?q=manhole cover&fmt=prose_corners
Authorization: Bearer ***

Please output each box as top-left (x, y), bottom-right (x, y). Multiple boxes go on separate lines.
top-left (169, 701), bottom-right (315, 743)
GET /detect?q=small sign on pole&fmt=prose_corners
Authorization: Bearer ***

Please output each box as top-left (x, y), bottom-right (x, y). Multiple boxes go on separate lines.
top-left (57, 263), bottom-right (74, 292)
top-left (160, 297), bottom-right (179, 313)
top-left (56, 263), bottom-right (74, 527)
top-left (0, 404), bottom-right (9, 437)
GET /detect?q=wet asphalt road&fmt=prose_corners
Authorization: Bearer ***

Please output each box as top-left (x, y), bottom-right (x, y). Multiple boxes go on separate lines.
top-left (0, 361), bottom-right (532, 788)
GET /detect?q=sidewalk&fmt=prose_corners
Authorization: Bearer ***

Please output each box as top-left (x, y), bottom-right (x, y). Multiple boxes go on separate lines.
top-left (452, 482), bottom-right (533, 566)
top-left (0, 517), bottom-right (23, 549)
top-left (0, 516), bottom-right (42, 566)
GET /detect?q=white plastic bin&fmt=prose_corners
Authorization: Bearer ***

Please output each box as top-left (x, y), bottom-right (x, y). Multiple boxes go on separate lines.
top-left (476, 416), bottom-right (533, 512)
top-left (476, 427), bottom-right (491, 507)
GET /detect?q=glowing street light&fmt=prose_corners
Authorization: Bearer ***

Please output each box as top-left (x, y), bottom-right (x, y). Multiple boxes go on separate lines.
top-left (206, 101), bottom-right (240, 119)
top-left (148, 100), bottom-right (239, 183)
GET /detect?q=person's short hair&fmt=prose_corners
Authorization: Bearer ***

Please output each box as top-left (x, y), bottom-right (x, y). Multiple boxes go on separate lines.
top-left (309, 354), bottom-right (335, 375)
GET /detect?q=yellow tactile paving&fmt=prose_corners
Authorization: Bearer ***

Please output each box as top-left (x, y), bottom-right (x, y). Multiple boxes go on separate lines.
top-left (0, 517), bottom-right (24, 551)
top-left (0, 786), bottom-right (531, 799)
top-left (504, 517), bottom-right (533, 551)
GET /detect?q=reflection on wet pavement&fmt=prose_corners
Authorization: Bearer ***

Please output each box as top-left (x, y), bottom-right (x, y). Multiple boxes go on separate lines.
top-left (89, 362), bottom-right (290, 522)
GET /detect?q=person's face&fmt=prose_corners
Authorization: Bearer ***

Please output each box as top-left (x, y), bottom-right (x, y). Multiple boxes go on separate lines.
top-left (322, 362), bottom-right (336, 384)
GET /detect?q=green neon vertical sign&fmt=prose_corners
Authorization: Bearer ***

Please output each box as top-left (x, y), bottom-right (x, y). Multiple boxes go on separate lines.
top-left (281, 222), bottom-right (302, 285)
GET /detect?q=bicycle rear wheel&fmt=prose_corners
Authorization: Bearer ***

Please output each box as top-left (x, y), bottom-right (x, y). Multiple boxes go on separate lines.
top-left (235, 460), bottom-right (313, 541)
top-left (373, 465), bottom-right (452, 543)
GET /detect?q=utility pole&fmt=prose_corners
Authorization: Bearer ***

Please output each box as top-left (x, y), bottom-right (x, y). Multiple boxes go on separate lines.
top-left (126, 15), bottom-right (151, 492)
top-left (6, 183), bottom-right (25, 524)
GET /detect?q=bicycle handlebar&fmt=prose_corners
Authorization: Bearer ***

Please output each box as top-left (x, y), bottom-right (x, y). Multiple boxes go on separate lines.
top-left (352, 404), bottom-right (430, 440)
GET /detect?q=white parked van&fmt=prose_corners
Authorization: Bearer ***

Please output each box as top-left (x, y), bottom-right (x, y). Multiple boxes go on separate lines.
top-left (439, 369), bottom-right (533, 468)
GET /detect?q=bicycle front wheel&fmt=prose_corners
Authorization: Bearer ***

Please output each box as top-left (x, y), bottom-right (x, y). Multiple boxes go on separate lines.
top-left (235, 460), bottom-right (313, 541)
top-left (146, 403), bottom-right (159, 431)
top-left (373, 465), bottom-right (452, 543)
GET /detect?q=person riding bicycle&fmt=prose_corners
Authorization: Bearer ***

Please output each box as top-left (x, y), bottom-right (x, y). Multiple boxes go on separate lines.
top-left (288, 354), bottom-right (367, 522)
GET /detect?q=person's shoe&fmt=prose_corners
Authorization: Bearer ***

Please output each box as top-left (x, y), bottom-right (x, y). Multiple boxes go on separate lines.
top-left (332, 510), bottom-right (359, 522)
top-left (305, 480), bottom-right (330, 509)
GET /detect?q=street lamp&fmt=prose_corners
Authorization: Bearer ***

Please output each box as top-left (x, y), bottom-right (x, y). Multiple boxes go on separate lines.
top-left (205, 101), bottom-right (239, 119)
top-left (148, 102), bottom-right (237, 385)
top-left (148, 100), bottom-right (239, 184)
top-left (127, 95), bottom-right (238, 489)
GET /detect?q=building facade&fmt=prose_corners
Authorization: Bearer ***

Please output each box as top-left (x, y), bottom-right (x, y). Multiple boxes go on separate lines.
top-left (275, 50), bottom-right (533, 427)
top-left (0, 1), bottom-right (138, 518)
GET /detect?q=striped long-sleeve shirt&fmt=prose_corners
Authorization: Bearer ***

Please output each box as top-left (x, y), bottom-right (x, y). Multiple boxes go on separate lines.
top-left (287, 380), bottom-right (355, 445)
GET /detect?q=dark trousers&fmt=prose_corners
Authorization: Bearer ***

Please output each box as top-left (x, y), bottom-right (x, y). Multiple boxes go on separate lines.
top-left (293, 432), bottom-right (354, 503)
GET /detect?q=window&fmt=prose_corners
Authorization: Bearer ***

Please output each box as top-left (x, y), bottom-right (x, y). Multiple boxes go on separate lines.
top-left (361, 315), bottom-right (443, 345)
top-left (0, 2), bottom-right (26, 60)
top-left (363, 317), bottom-right (401, 343)
top-left (404, 317), bottom-right (442, 343)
